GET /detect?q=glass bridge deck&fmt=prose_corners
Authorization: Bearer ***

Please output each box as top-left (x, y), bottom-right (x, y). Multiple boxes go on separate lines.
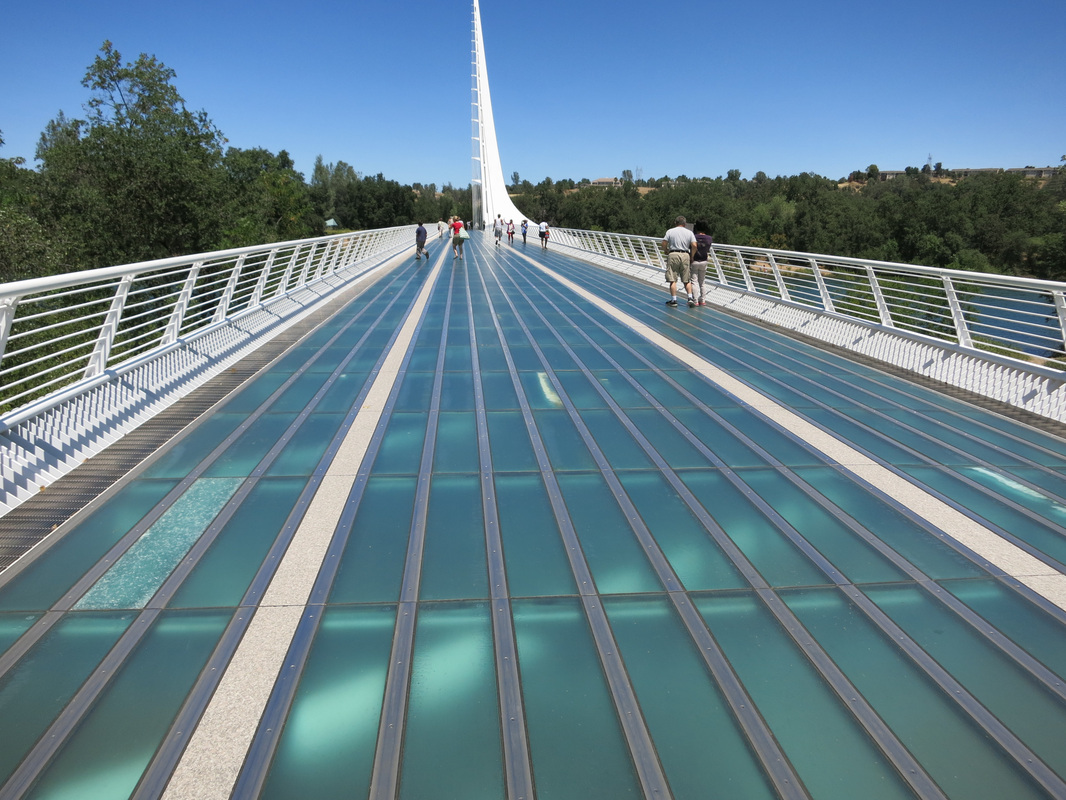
top-left (2, 234), bottom-right (1066, 800)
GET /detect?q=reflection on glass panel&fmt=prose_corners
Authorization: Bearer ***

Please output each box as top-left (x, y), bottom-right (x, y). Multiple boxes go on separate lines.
top-left (0, 613), bottom-right (132, 785)
top-left (261, 605), bottom-right (396, 799)
top-left (680, 471), bottom-right (828, 587)
top-left (399, 602), bottom-right (503, 799)
top-left (25, 610), bottom-right (229, 800)
top-left (617, 471), bottom-right (745, 591)
top-left (603, 596), bottom-right (776, 800)
top-left (783, 587), bottom-right (1050, 800)
top-left (558, 473), bottom-right (662, 594)
top-left (433, 412), bottom-right (480, 473)
top-left (741, 468), bottom-right (906, 584)
top-left (372, 412), bottom-right (428, 475)
top-left (513, 597), bottom-right (640, 798)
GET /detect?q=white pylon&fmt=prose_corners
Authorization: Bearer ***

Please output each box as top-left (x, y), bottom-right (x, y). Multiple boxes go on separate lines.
top-left (471, 0), bottom-right (529, 230)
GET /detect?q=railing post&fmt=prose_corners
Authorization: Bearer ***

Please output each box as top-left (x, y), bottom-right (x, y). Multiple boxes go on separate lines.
top-left (0, 297), bottom-right (17, 367)
top-left (810, 258), bottom-right (835, 313)
top-left (943, 276), bottom-right (973, 348)
top-left (735, 249), bottom-right (757, 292)
top-left (865, 264), bottom-right (894, 327)
top-left (768, 254), bottom-right (791, 302)
top-left (275, 245), bottom-right (301, 297)
top-left (710, 247), bottom-right (726, 283)
top-left (212, 255), bottom-right (246, 325)
top-left (1053, 290), bottom-right (1066, 357)
top-left (83, 274), bottom-right (135, 379)
top-left (163, 263), bottom-right (201, 346)
top-left (250, 249), bottom-right (278, 307)
top-left (297, 243), bottom-right (319, 288)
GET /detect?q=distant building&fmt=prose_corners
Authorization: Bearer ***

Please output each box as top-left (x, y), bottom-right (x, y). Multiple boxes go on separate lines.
top-left (590, 177), bottom-right (620, 188)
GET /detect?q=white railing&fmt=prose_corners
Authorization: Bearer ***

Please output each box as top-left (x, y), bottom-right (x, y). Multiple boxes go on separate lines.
top-left (550, 227), bottom-right (1066, 373)
top-left (0, 227), bottom-right (413, 421)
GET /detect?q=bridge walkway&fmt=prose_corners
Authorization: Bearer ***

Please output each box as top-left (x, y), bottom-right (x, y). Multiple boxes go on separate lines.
top-left (1, 233), bottom-right (1066, 799)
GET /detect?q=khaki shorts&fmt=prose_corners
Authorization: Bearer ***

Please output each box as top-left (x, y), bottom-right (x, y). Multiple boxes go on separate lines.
top-left (665, 252), bottom-right (691, 283)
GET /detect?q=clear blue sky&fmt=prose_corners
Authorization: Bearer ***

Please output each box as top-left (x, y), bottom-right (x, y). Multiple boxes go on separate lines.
top-left (2, 0), bottom-right (1063, 188)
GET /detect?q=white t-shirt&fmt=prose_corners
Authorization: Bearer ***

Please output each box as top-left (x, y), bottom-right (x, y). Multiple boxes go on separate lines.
top-left (662, 225), bottom-right (696, 252)
top-left (539, 222), bottom-right (548, 234)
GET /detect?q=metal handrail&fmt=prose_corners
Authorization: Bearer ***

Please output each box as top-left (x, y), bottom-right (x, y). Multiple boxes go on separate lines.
top-left (0, 226), bottom-right (413, 420)
top-left (550, 227), bottom-right (1066, 372)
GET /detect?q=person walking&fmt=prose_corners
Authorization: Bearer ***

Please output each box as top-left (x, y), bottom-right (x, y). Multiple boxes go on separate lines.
top-left (538, 220), bottom-right (549, 249)
top-left (451, 217), bottom-right (465, 260)
top-left (691, 219), bottom-right (714, 305)
top-left (506, 219), bottom-right (515, 244)
top-left (415, 222), bottom-right (428, 260)
top-left (521, 220), bottom-right (529, 244)
top-left (437, 219), bottom-right (445, 239)
top-left (493, 214), bottom-right (504, 247)
top-left (661, 215), bottom-right (697, 307)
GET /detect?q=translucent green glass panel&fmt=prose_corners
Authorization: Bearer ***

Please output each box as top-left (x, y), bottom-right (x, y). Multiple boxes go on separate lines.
top-left (495, 474), bottom-right (576, 597)
top-left (420, 476), bottom-right (488, 600)
top-left (433, 412), bottom-right (479, 473)
top-left (168, 477), bottom-right (307, 608)
top-left (616, 471), bottom-right (745, 590)
top-left (603, 596), bottom-right (776, 800)
top-left (903, 466), bottom-right (1066, 564)
top-left (620, 370), bottom-right (692, 409)
top-left (552, 371), bottom-right (606, 409)
top-left (439, 372), bottom-right (475, 411)
top-left (204, 414), bottom-right (297, 477)
top-left (142, 413), bottom-right (249, 478)
top-left (0, 613), bottom-right (38, 652)
top-left (740, 468), bottom-right (907, 583)
top-left (316, 371), bottom-right (369, 413)
top-left (519, 371), bottom-right (564, 410)
top-left (625, 409), bottom-right (713, 468)
top-left (942, 578), bottom-right (1066, 679)
top-left (794, 466), bottom-right (987, 579)
top-left (266, 413), bottom-right (345, 476)
top-left (0, 613), bottom-right (132, 785)
top-left (329, 476), bottom-right (416, 604)
top-left (76, 478), bottom-right (243, 610)
top-left (26, 610), bottom-right (229, 800)
top-left (801, 408), bottom-right (921, 464)
top-left (671, 407), bottom-right (772, 467)
top-left (486, 411), bottom-right (538, 472)
top-left (512, 598), bottom-right (640, 798)
top-left (581, 409), bottom-right (654, 470)
top-left (877, 407), bottom-right (1030, 466)
top-left (679, 471), bottom-right (829, 587)
top-left (783, 587), bottom-right (1051, 800)
top-left (372, 412), bottom-right (428, 475)
top-left (216, 373), bottom-right (288, 414)
top-left (271, 371), bottom-right (332, 412)
top-left (0, 480), bottom-right (176, 611)
top-left (663, 369), bottom-right (742, 408)
top-left (864, 583), bottom-right (1066, 778)
top-left (398, 602), bottom-right (503, 798)
top-left (557, 473), bottom-right (662, 594)
top-left (534, 410), bottom-right (597, 471)
top-left (394, 372), bottom-right (434, 411)
top-left (590, 370), bottom-right (653, 408)
top-left (480, 372), bottom-right (520, 409)
top-left (261, 605), bottom-right (396, 799)
top-left (716, 407), bottom-right (828, 466)
top-left (959, 466), bottom-right (1066, 529)
top-left (693, 592), bottom-right (916, 800)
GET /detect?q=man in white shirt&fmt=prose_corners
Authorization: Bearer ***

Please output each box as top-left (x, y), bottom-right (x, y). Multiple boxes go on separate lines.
top-left (538, 220), bottom-right (549, 248)
top-left (661, 215), bottom-right (697, 307)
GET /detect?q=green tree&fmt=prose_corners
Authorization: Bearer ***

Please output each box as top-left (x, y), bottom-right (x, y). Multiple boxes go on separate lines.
top-left (36, 41), bottom-right (228, 268)
top-left (221, 147), bottom-right (318, 247)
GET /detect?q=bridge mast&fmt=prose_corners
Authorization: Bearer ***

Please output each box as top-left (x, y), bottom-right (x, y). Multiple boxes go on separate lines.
top-left (471, 0), bottom-right (527, 228)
